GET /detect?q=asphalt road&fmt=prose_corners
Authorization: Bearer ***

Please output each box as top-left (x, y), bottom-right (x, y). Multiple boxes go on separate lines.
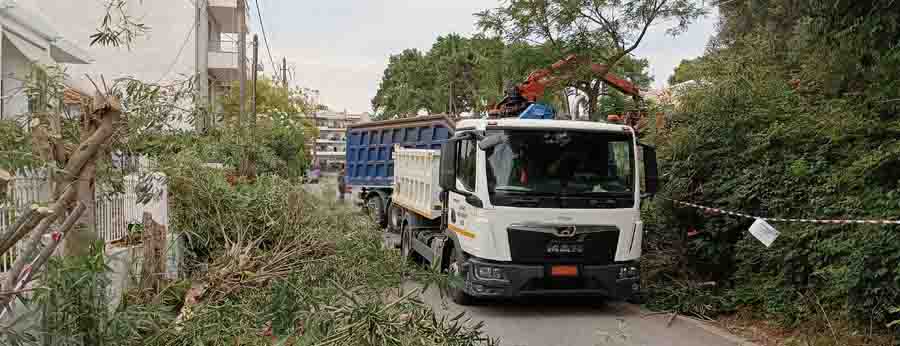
top-left (306, 183), bottom-right (751, 346)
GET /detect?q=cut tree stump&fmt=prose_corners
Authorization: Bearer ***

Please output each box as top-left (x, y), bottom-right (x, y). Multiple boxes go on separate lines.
top-left (140, 212), bottom-right (166, 292)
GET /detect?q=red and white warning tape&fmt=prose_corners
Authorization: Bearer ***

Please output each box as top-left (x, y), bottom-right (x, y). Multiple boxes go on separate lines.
top-left (669, 199), bottom-right (900, 225)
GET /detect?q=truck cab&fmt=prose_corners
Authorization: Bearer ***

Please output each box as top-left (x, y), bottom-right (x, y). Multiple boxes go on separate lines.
top-left (433, 118), bottom-right (657, 304)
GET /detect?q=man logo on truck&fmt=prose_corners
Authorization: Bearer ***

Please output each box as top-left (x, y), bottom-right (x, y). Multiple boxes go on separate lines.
top-left (556, 226), bottom-right (577, 237)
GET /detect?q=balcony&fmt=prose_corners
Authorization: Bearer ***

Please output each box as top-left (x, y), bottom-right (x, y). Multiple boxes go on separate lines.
top-left (316, 151), bottom-right (345, 158)
top-left (207, 39), bottom-right (249, 82)
top-left (208, 0), bottom-right (248, 33)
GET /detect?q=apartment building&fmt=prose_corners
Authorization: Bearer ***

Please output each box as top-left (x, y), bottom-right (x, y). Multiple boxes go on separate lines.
top-left (0, 1), bottom-right (92, 120)
top-left (306, 110), bottom-right (369, 172)
top-left (196, 0), bottom-right (254, 130)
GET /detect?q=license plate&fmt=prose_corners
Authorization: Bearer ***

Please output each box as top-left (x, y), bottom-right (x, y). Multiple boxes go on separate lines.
top-left (551, 265), bottom-right (578, 277)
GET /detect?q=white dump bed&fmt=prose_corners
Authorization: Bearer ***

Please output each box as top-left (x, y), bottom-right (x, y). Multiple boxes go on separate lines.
top-left (392, 145), bottom-right (442, 219)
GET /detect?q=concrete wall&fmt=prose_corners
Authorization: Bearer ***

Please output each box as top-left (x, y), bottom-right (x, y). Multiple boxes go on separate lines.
top-left (23, 0), bottom-right (196, 89)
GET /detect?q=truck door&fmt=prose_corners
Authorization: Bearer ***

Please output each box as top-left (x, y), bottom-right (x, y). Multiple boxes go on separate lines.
top-left (448, 138), bottom-right (479, 247)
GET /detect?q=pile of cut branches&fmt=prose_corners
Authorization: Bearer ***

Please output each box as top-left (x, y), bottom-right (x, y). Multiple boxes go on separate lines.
top-left (126, 161), bottom-right (496, 346)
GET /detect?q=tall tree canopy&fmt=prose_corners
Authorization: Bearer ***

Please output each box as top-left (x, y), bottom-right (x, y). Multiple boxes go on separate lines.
top-left (476, 0), bottom-right (706, 115)
top-left (372, 33), bottom-right (652, 120)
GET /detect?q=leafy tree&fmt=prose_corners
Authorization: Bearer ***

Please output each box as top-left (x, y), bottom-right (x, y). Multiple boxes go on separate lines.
top-left (668, 57), bottom-right (702, 85)
top-left (647, 0), bottom-right (900, 330)
top-left (476, 0), bottom-right (706, 116)
top-left (219, 78), bottom-right (316, 177)
top-left (371, 49), bottom-right (434, 119)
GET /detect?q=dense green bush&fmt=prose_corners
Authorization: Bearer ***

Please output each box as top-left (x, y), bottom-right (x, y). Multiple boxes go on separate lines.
top-left (646, 0), bottom-right (900, 330)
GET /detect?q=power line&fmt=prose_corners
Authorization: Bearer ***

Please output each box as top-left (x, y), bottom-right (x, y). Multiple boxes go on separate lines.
top-left (250, 0), bottom-right (279, 77)
top-left (155, 20), bottom-right (196, 84)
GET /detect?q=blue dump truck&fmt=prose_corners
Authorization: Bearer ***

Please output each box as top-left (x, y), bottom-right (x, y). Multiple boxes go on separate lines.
top-left (345, 115), bottom-right (455, 225)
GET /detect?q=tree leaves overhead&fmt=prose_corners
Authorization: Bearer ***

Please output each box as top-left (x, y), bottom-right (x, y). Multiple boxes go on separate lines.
top-left (476, 0), bottom-right (707, 65)
top-left (372, 33), bottom-right (652, 120)
top-left (474, 0), bottom-right (690, 116)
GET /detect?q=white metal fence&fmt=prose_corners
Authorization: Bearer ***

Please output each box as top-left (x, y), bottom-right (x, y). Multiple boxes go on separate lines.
top-left (1, 164), bottom-right (167, 272)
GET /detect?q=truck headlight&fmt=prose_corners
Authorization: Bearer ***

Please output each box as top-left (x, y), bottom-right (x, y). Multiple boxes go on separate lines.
top-left (474, 265), bottom-right (506, 281)
top-left (618, 266), bottom-right (639, 279)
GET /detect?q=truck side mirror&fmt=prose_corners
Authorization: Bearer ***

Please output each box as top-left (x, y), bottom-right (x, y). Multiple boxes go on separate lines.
top-left (641, 144), bottom-right (659, 195)
top-left (439, 139), bottom-right (458, 190)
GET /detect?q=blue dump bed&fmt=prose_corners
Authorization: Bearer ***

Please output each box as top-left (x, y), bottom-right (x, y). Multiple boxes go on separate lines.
top-left (346, 115), bottom-right (455, 187)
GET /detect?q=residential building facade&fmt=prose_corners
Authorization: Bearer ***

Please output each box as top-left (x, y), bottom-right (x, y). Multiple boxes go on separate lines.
top-left (196, 0), bottom-right (253, 130)
top-left (0, 0), bottom-right (91, 120)
top-left (305, 110), bottom-right (369, 173)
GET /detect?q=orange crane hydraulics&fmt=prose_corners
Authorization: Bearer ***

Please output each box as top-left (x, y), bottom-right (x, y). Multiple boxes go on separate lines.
top-left (488, 54), bottom-right (645, 128)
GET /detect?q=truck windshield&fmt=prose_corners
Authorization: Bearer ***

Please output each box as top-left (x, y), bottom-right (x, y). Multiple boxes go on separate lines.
top-left (485, 130), bottom-right (634, 198)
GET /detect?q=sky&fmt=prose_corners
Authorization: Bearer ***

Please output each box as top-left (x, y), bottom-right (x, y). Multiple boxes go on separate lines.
top-left (22, 0), bottom-right (717, 114)
top-left (260, 0), bottom-right (720, 113)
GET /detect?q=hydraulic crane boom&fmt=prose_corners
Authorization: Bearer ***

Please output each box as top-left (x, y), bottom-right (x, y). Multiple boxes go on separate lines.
top-left (488, 54), bottom-right (643, 118)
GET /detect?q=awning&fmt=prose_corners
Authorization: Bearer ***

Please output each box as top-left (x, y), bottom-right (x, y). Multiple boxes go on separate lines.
top-left (50, 39), bottom-right (92, 64)
top-left (4, 30), bottom-right (54, 66)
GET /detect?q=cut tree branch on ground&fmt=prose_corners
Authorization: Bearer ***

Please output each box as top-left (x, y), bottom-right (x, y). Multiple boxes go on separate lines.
top-left (667, 312), bottom-right (679, 327)
top-left (0, 202), bottom-right (86, 319)
top-left (3, 187), bottom-right (74, 294)
top-left (0, 206), bottom-right (38, 249)
top-left (0, 205), bottom-right (52, 257)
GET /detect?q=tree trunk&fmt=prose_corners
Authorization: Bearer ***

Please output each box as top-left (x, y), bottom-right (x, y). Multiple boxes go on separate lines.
top-left (64, 159), bottom-right (97, 256)
top-left (586, 90), bottom-right (599, 120)
top-left (57, 93), bottom-right (121, 256)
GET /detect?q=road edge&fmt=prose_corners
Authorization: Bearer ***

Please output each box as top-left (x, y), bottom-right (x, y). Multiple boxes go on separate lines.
top-left (621, 303), bottom-right (762, 346)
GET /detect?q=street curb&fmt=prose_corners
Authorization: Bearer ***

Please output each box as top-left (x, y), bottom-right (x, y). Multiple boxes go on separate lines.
top-left (623, 304), bottom-right (762, 346)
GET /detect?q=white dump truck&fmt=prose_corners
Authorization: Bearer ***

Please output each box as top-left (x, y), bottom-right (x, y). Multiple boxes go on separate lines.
top-left (351, 116), bottom-right (658, 304)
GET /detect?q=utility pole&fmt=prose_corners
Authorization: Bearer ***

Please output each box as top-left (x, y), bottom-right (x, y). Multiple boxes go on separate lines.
top-left (251, 35), bottom-right (258, 129)
top-left (282, 57), bottom-right (288, 89)
top-left (237, 0), bottom-right (247, 128)
top-left (195, 0), bottom-right (209, 131)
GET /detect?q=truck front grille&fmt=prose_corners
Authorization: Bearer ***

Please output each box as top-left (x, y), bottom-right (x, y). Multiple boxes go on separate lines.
top-left (507, 225), bottom-right (619, 264)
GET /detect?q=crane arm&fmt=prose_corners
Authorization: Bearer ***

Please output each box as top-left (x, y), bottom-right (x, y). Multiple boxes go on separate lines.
top-left (489, 54), bottom-right (642, 117)
top-left (519, 55), bottom-right (642, 102)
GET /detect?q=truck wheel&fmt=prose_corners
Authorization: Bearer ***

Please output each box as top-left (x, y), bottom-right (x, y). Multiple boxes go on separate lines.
top-left (400, 222), bottom-right (414, 261)
top-left (365, 195), bottom-right (386, 227)
top-left (447, 245), bottom-right (475, 306)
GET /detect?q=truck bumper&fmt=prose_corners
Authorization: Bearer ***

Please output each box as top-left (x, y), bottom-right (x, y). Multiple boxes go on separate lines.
top-left (462, 257), bottom-right (640, 300)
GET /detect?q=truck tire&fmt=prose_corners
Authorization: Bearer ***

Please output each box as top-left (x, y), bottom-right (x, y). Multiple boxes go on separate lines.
top-left (447, 244), bottom-right (475, 306)
top-left (399, 221), bottom-right (415, 261)
top-left (365, 194), bottom-right (386, 228)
